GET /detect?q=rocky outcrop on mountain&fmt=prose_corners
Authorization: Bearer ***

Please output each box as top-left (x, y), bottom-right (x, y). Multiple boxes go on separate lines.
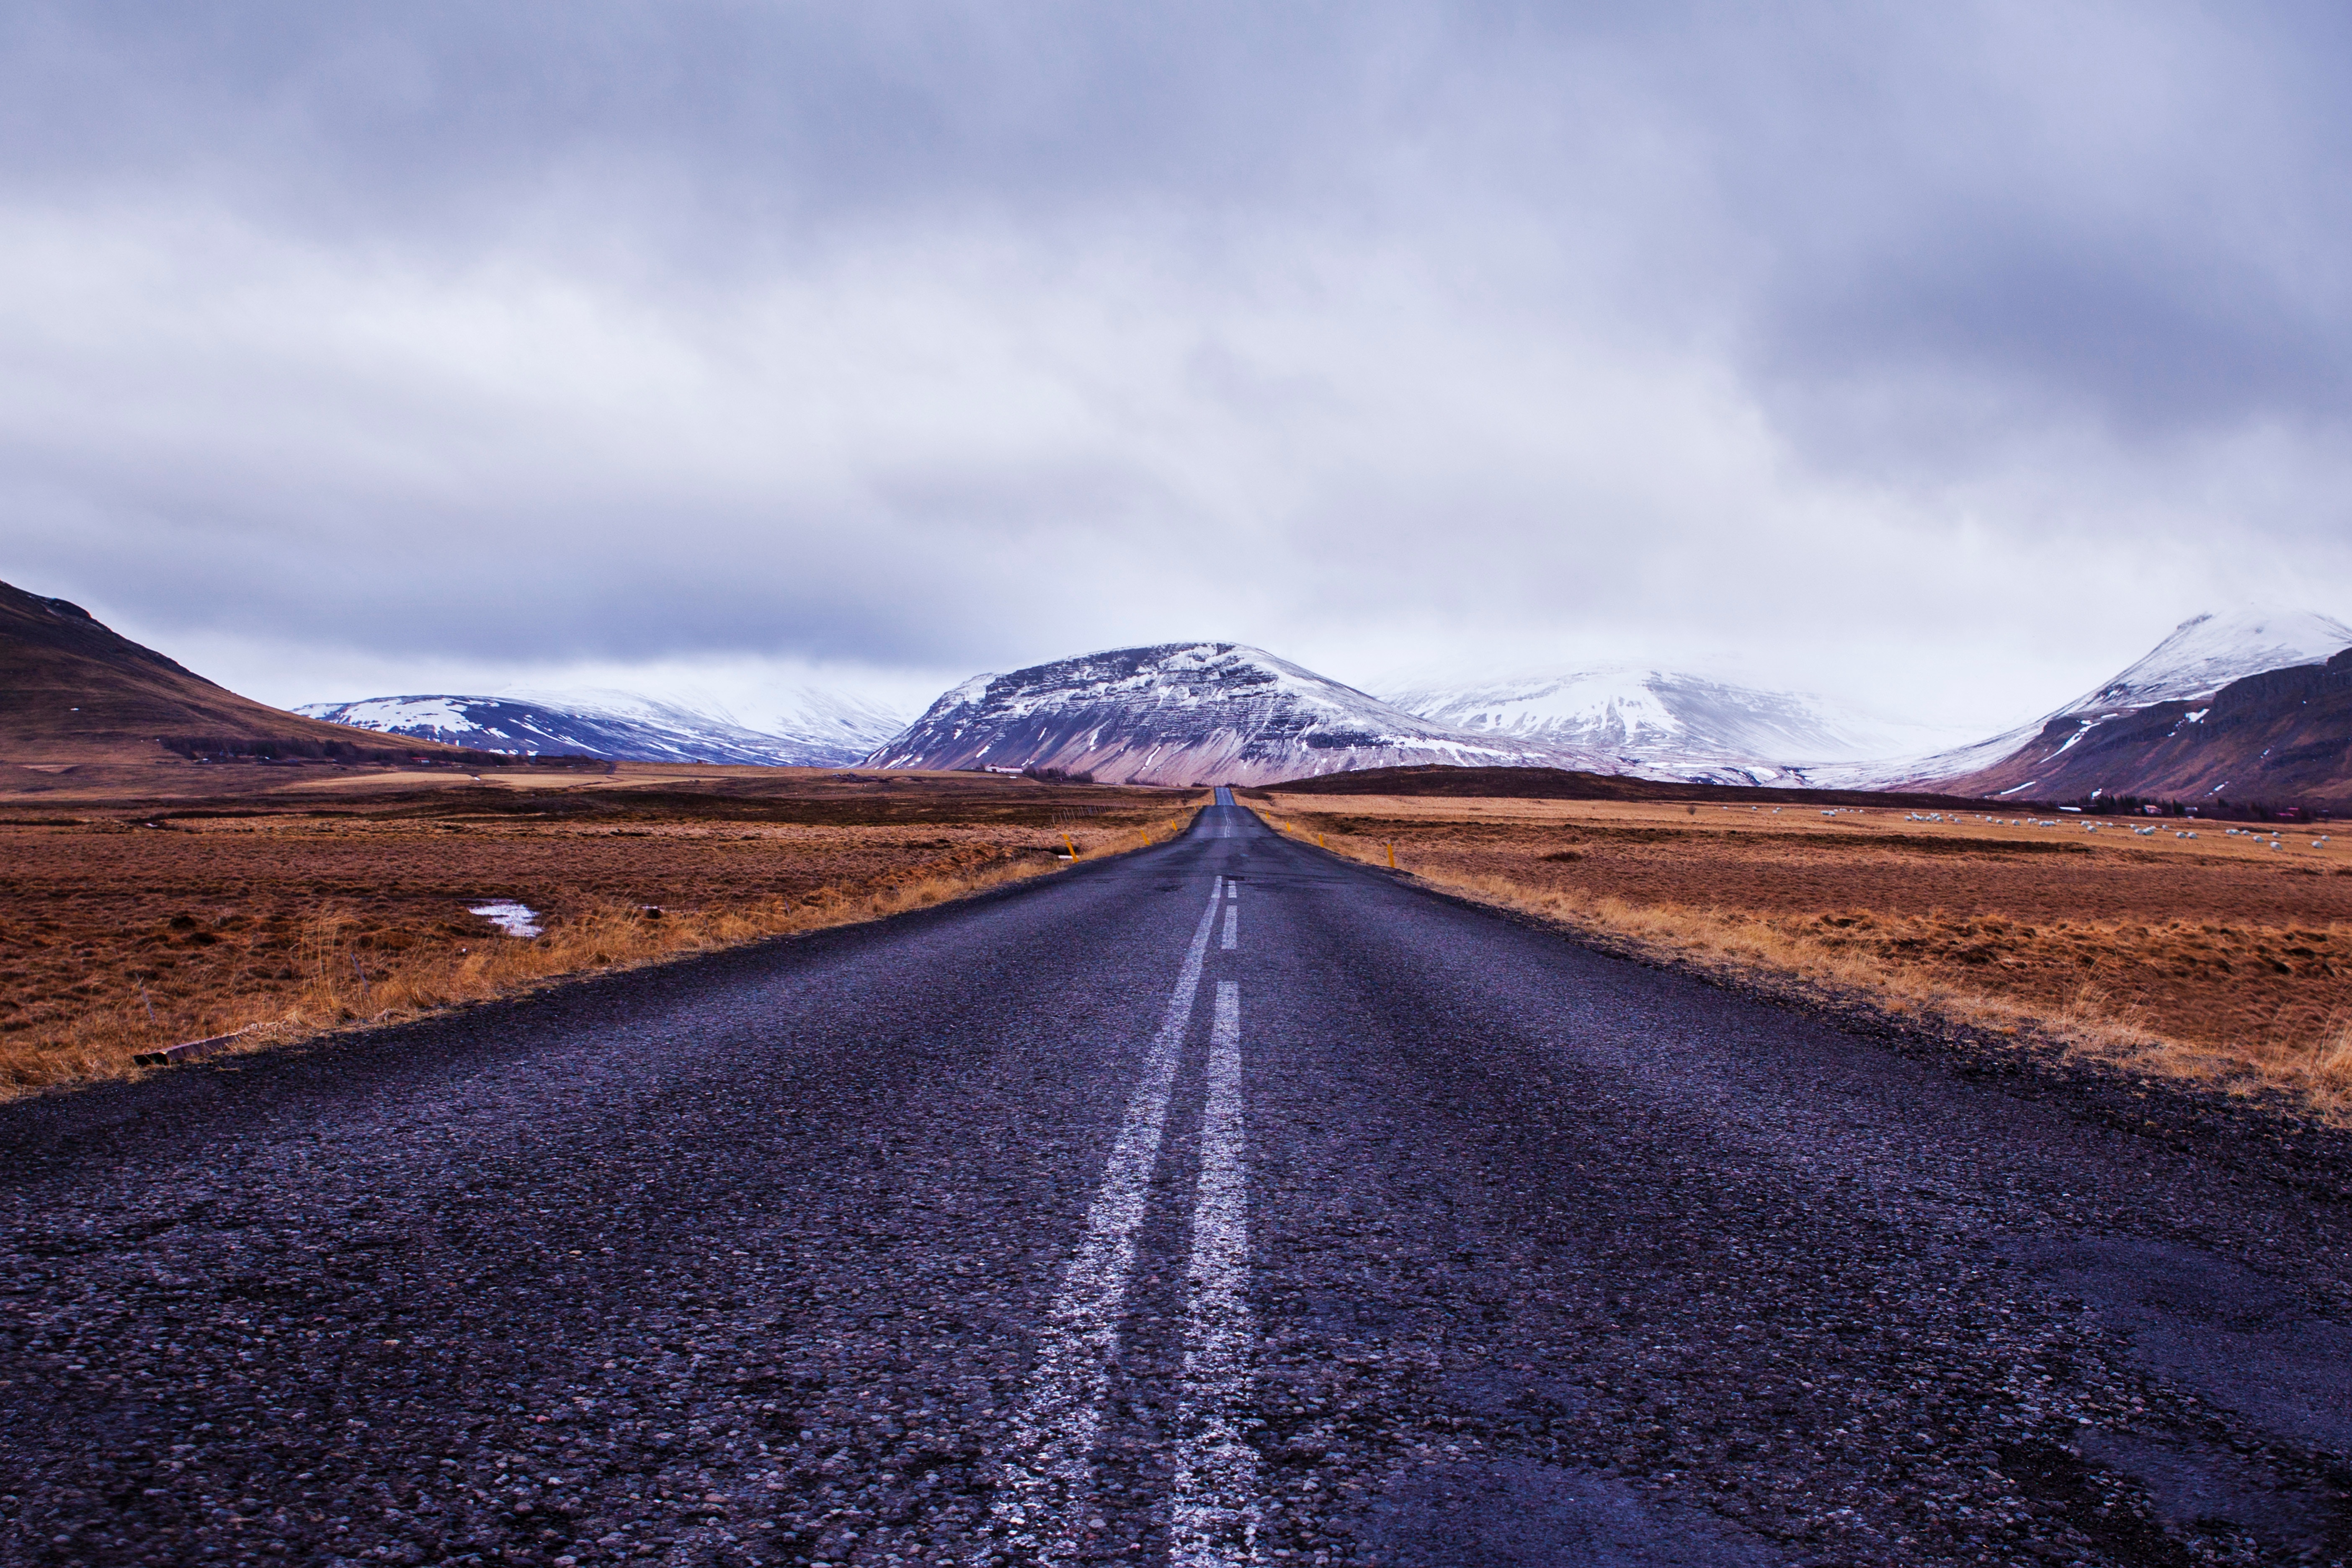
top-left (865, 642), bottom-right (1562, 786)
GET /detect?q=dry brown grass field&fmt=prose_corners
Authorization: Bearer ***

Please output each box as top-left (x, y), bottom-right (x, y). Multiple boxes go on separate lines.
top-left (1255, 790), bottom-right (2352, 1115)
top-left (0, 761), bottom-right (1201, 1097)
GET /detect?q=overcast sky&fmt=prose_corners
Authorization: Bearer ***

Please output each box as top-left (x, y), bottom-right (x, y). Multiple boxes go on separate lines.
top-left (7, 1), bottom-right (2351, 733)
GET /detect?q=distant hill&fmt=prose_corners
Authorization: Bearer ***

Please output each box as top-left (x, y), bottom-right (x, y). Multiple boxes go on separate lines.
top-left (301, 689), bottom-right (902, 767)
top-left (865, 643), bottom-right (1561, 786)
top-left (1379, 664), bottom-right (1967, 783)
top-left (1929, 648), bottom-right (2352, 807)
top-left (1843, 611), bottom-right (2352, 807)
top-left (0, 579), bottom-right (468, 766)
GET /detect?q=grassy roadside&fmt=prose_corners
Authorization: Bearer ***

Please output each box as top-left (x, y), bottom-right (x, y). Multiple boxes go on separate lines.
top-left (1251, 803), bottom-right (2352, 1121)
top-left (3, 805), bottom-right (1204, 1101)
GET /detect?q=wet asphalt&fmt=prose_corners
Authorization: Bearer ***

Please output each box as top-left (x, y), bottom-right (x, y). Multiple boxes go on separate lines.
top-left (2, 794), bottom-right (2349, 1568)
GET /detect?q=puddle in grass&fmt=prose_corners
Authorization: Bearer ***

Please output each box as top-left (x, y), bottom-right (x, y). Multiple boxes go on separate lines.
top-left (468, 901), bottom-right (543, 939)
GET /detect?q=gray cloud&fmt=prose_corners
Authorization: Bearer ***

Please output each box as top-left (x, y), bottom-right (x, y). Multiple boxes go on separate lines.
top-left (1715, 7), bottom-right (2352, 451)
top-left (5, 2), bottom-right (2352, 727)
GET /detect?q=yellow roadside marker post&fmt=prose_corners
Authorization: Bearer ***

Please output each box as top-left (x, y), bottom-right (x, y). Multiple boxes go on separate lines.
top-left (1387, 843), bottom-right (1397, 868)
top-left (1063, 832), bottom-right (1079, 860)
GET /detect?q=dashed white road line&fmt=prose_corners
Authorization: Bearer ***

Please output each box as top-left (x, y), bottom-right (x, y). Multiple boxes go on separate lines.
top-left (986, 875), bottom-right (1228, 1564)
top-left (1220, 901), bottom-right (1238, 951)
top-left (1170, 980), bottom-right (1261, 1566)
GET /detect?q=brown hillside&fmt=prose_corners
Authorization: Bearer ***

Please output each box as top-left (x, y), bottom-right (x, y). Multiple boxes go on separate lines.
top-left (0, 579), bottom-right (465, 766)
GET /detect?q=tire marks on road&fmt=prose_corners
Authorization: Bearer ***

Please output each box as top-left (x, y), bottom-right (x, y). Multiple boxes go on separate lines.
top-left (1171, 980), bottom-right (1261, 1566)
top-left (986, 875), bottom-right (1230, 1563)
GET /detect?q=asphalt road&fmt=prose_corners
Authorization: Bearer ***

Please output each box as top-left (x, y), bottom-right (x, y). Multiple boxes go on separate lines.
top-left (4, 791), bottom-right (2350, 1568)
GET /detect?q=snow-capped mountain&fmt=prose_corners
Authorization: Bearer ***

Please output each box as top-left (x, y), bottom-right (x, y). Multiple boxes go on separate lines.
top-left (865, 643), bottom-right (1568, 786)
top-left (1837, 609), bottom-right (2352, 798)
top-left (1381, 665), bottom-right (1969, 784)
top-left (299, 688), bottom-right (903, 767)
top-left (2075, 609), bottom-right (2352, 710)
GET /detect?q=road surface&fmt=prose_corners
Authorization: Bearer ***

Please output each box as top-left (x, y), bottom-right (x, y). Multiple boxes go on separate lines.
top-left (4, 790), bottom-right (2349, 1567)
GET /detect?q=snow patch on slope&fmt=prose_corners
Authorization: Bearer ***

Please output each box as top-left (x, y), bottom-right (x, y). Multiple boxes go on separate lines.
top-left (324, 696), bottom-right (487, 735)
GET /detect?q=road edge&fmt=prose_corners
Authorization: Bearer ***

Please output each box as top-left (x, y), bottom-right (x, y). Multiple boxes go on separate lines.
top-left (1274, 828), bottom-right (2352, 1205)
top-left (0, 806), bottom-right (1212, 1135)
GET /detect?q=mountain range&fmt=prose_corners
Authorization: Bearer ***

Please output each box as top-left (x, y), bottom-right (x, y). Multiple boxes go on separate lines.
top-left (5, 570), bottom-right (2347, 806)
top-left (299, 689), bottom-right (902, 768)
top-left (1377, 664), bottom-right (1965, 784)
top-left (863, 611), bottom-right (2352, 804)
top-left (860, 643), bottom-right (1929, 789)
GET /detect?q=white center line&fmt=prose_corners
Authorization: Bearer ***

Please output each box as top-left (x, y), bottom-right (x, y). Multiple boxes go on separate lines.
top-left (985, 875), bottom-right (1228, 1564)
top-left (1220, 901), bottom-right (1238, 950)
top-left (1170, 980), bottom-right (1261, 1566)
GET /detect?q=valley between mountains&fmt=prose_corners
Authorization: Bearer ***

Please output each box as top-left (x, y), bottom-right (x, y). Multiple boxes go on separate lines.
top-left (12, 576), bottom-right (2352, 809)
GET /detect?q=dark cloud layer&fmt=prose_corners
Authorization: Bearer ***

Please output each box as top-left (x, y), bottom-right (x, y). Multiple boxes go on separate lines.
top-left (5, 3), bottom-right (2350, 717)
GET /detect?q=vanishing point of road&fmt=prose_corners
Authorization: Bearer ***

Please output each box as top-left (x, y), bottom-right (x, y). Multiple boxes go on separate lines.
top-left (4, 791), bottom-right (2349, 1567)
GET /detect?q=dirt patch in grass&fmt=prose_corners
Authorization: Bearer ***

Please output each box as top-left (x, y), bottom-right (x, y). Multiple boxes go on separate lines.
top-left (1260, 793), bottom-right (2352, 1115)
top-left (0, 769), bottom-right (1201, 1097)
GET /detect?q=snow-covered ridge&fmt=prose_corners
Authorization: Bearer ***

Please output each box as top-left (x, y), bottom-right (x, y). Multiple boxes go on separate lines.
top-left (306, 609), bottom-right (2352, 790)
top-left (301, 688), bottom-right (903, 767)
top-left (320, 696), bottom-right (487, 735)
top-left (1381, 663), bottom-right (1972, 781)
top-left (2077, 610), bottom-right (2352, 709)
top-left (504, 686), bottom-right (907, 754)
